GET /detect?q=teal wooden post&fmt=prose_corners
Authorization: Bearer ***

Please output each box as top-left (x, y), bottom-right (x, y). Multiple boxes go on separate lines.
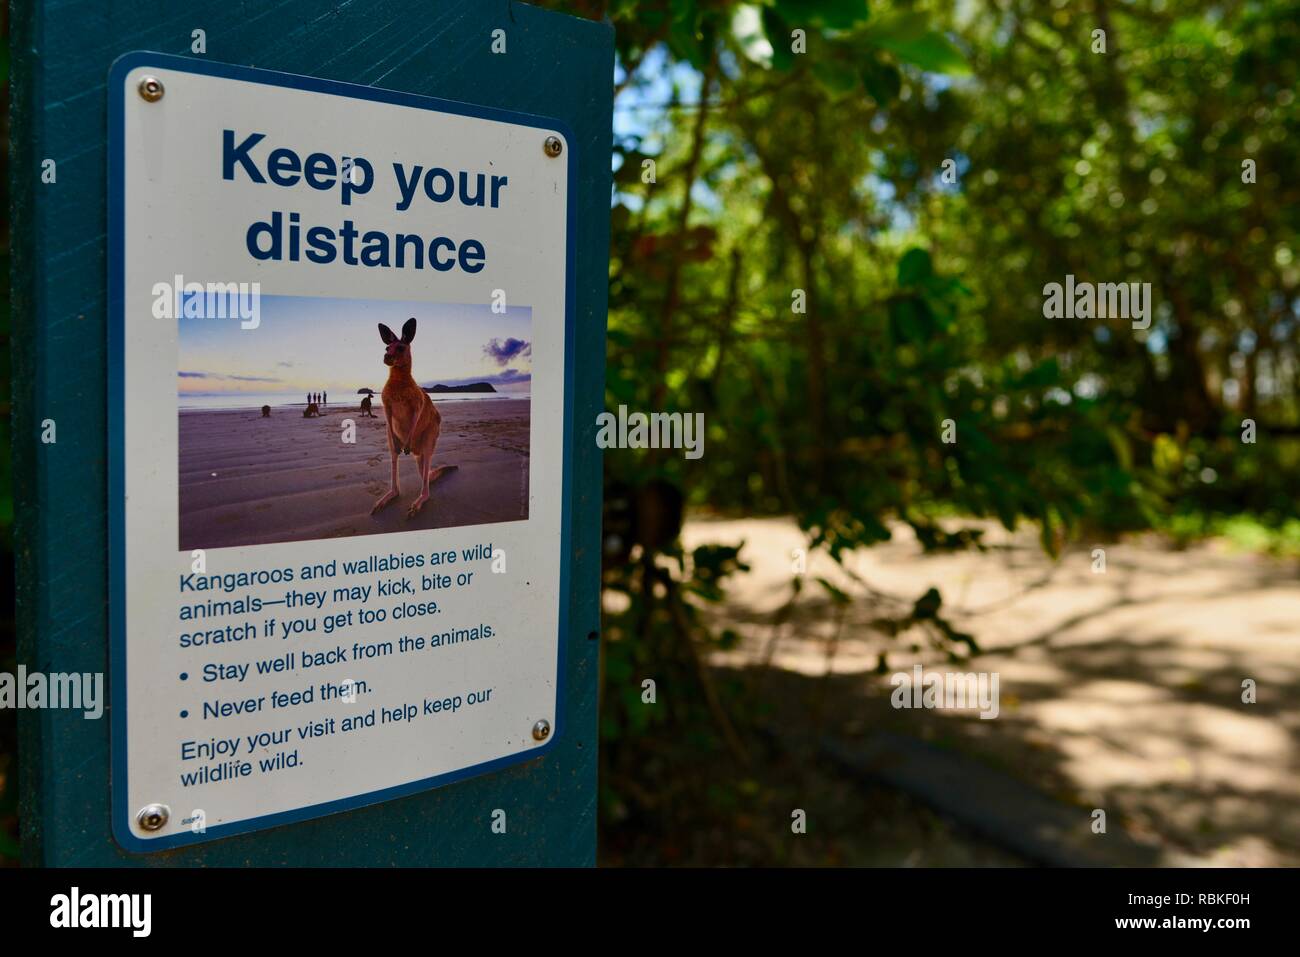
top-left (11, 0), bottom-right (611, 865)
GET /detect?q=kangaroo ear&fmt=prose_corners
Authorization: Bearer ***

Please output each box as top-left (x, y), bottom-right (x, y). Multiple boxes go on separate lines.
top-left (401, 317), bottom-right (417, 343)
top-left (378, 323), bottom-right (396, 344)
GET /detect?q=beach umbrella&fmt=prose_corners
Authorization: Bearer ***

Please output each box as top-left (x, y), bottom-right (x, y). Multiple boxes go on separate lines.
top-left (356, 388), bottom-right (375, 395)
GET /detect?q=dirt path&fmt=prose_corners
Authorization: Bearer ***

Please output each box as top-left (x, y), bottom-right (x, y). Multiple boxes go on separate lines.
top-left (683, 516), bottom-right (1300, 866)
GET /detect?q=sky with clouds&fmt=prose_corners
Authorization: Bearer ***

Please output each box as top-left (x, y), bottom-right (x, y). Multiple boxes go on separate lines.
top-left (178, 295), bottom-right (532, 396)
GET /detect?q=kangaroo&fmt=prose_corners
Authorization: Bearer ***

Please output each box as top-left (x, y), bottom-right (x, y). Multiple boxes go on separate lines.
top-left (371, 318), bottom-right (451, 518)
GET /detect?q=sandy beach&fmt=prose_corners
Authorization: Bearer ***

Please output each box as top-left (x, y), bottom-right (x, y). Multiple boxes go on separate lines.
top-left (178, 398), bottom-right (530, 550)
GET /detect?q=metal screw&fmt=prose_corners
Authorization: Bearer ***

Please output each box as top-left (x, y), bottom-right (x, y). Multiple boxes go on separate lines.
top-left (138, 76), bottom-right (165, 102)
top-left (543, 135), bottom-right (563, 158)
top-left (136, 803), bottom-right (170, 831)
top-left (532, 719), bottom-right (551, 741)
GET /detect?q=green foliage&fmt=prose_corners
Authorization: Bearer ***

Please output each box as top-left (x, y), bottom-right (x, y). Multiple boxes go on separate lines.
top-left (599, 542), bottom-right (751, 759)
top-left (503, 0), bottom-right (1300, 831)
top-left (563, 0), bottom-right (1299, 546)
top-left (773, 0), bottom-right (871, 32)
top-left (1161, 512), bottom-right (1300, 558)
top-left (862, 11), bottom-right (971, 75)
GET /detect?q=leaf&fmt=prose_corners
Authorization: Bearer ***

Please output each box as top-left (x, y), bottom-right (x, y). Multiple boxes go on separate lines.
top-left (911, 586), bottom-right (943, 620)
top-left (890, 297), bottom-right (933, 344)
top-left (812, 59), bottom-right (860, 95)
top-left (865, 13), bottom-right (970, 75)
top-left (776, 0), bottom-right (870, 31)
top-left (864, 11), bottom-right (929, 44)
top-left (666, 0), bottom-right (709, 69)
top-left (879, 31), bottom-right (970, 74)
top-left (1038, 505), bottom-right (1062, 558)
top-left (897, 247), bottom-right (933, 286)
top-left (1106, 425), bottom-right (1133, 472)
top-left (860, 58), bottom-right (901, 104)
top-left (718, 628), bottom-right (743, 650)
top-left (763, 7), bottom-right (796, 71)
top-left (815, 576), bottom-right (851, 604)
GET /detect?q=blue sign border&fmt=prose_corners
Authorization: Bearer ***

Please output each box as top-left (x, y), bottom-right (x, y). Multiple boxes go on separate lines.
top-left (108, 51), bottom-right (577, 854)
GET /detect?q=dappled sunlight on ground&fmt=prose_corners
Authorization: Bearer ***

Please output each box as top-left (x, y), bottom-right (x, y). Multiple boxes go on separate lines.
top-left (682, 515), bottom-right (1300, 866)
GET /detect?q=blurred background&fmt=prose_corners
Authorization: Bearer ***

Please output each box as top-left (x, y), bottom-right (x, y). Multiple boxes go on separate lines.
top-left (551, 0), bottom-right (1300, 867)
top-left (3, 0), bottom-right (1298, 865)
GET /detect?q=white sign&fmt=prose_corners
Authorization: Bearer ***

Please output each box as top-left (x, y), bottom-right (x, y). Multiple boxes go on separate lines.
top-left (108, 53), bottom-right (574, 851)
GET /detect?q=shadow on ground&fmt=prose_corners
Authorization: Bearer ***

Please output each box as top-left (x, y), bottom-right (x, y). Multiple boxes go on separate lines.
top-left (656, 516), bottom-right (1300, 867)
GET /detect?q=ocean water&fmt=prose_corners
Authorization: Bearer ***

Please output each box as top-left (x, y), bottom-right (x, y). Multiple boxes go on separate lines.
top-left (178, 391), bottom-right (529, 411)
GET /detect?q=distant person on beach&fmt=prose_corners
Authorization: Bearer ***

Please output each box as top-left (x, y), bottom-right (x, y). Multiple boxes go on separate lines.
top-left (323, 391), bottom-right (328, 407)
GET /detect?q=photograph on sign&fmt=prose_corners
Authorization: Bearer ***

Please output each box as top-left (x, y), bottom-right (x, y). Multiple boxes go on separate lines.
top-left (109, 53), bottom-right (574, 852)
top-left (177, 296), bottom-right (532, 549)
